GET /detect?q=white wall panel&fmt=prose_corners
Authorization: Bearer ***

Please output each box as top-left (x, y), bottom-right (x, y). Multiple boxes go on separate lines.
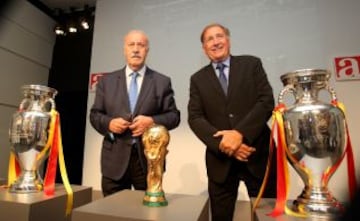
top-left (0, 0), bottom-right (55, 68)
top-left (0, 0), bottom-right (55, 178)
top-left (0, 49), bottom-right (49, 105)
top-left (84, 0), bottom-right (360, 202)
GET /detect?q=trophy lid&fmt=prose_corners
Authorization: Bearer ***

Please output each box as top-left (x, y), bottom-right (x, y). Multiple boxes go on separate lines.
top-left (21, 84), bottom-right (58, 98)
top-left (280, 69), bottom-right (330, 86)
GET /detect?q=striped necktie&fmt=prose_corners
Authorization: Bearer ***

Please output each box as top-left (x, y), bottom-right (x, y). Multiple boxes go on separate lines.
top-left (216, 63), bottom-right (227, 95)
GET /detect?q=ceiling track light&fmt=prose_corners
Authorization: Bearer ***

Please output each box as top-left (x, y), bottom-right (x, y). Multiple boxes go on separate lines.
top-left (53, 5), bottom-right (95, 36)
top-left (68, 26), bottom-right (77, 33)
top-left (53, 8), bottom-right (66, 36)
top-left (54, 25), bottom-right (65, 36)
top-left (81, 20), bottom-right (90, 30)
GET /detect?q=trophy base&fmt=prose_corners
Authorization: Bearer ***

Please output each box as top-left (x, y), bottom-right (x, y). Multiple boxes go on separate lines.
top-left (8, 171), bottom-right (43, 193)
top-left (143, 191), bottom-right (168, 207)
top-left (292, 195), bottom-right (344, 219)
top-left (9, 182), bottom-right (43, 193)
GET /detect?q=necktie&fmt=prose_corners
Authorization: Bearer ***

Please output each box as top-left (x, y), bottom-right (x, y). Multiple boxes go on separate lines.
top-left (216, 63), bottom-right (227, 95)
top-left (129, 72), bottom-right (139, 113)
top-left (128, 72), bottom-right (146, 172)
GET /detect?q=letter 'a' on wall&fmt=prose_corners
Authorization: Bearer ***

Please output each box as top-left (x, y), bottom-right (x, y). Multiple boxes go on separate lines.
top-left (334, 55), bottom-right (360, 81)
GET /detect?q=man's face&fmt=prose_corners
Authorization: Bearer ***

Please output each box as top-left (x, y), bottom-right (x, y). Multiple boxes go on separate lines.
top-left (124, 31), bottom-right (149, 71)
top-left (202, 26), bottom-right (230, 63)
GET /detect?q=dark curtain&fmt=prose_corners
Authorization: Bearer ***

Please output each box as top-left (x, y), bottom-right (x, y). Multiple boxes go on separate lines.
top-left (48, 31), bottom-right (93, 185)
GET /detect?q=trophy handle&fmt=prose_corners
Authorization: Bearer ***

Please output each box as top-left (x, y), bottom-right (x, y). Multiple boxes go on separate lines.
top-left (18, 97), bottom-right (56, 112)
top-left (278, 85), bottom-right (297, 104)
top-left (19, 98), bottom-right (31, 111)
top-left (326, 86), bottom-right (338, 102)
top-left (46, 98), bottom-right (56, 111)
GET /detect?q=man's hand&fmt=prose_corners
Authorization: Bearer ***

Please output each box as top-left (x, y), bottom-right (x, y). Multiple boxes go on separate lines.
top-left (109, 117), bottom-right (131, 134)
top-left (129, 115), bottom-right (154, 137)
top-left (233, 144), bottom-right (255, 162)
top-left (213, 130), bottom-right (243, 156)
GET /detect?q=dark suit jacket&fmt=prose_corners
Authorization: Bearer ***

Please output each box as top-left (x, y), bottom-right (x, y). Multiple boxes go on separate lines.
top-left (90, 67), bottom-right (180, 180)
top-left (188, 55), bottom-right (274, 183)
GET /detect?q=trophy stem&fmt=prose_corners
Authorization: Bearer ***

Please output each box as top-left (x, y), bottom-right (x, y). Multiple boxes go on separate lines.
top-left (9, 170), bottom-right (43, 193)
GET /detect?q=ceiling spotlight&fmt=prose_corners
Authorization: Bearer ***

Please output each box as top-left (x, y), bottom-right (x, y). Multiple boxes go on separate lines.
top-left (68, 27), bottom-right (77, 33)
top-left (53, 8), bottom-right (66, 35)
top-left (81, 19), bottom-right (89, 30)
top-left (68, 23), bottom-right (77, 33)
top-left (52, 5), bottom-right (95, 36)
top-left (54, 24), bottom-right (65, 35)
top-left (67, 7), bottom-right (78, 33)
top-left (79, 5), bottom-right (93, 31)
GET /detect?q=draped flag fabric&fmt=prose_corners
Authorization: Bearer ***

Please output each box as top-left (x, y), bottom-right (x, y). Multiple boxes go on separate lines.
top-left (7, 110), bottom-right (73, 216)
top-left (252, 101), bottom-right (357, 218)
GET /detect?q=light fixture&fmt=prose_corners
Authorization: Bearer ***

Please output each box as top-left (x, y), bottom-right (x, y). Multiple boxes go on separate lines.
top-left (54, 24), bottom-right (65, 35)
top-left (53, 5), bottom-right (95, 36)
top-left (80, 4), bottom-right (91, 30)
top-left (53, 9), bottom-right (66, 36)
top-left (67, 7), bottom-right (78, 33)
top-left (80, 19), bottom-right (89, 30)
top-left (68, 24), bottom-right (77, 33)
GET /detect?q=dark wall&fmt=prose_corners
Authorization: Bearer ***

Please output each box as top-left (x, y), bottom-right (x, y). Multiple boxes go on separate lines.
top-left (48, 31), bottom-right (93, 184)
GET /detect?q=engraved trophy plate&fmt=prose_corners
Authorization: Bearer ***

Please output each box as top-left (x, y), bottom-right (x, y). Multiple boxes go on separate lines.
top-left (9, 84), bottom-right (57, 193)
top-left (278, 69), bottom-right (346, 219)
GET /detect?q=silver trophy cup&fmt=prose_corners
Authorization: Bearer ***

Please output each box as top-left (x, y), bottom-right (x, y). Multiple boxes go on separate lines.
top-left (278, 69), bottom-right (346, 218)
top-left (9, 84), bottom-right (57, 193)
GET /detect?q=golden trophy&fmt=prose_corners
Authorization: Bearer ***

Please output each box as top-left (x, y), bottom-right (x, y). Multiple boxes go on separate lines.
top-left (142, 124), bottom-right (169, 207)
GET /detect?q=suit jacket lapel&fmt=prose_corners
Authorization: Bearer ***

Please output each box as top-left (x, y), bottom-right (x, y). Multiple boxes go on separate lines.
top-left (227, 56), bottom-right (242, 100)
top-left (116, 69), bottom-right (132, 114)
top-left (206, 64), bottom-right (227, 98)
top-left (133, 68), bottom-right (153, 114)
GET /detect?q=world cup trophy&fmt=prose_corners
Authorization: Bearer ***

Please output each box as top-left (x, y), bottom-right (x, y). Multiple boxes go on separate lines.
top-left (9, 84), bottom-right (57, 193)
top-left (278, 69), bottom-right (346, 219)
top-left (142, 124), bottom-right (169, 207)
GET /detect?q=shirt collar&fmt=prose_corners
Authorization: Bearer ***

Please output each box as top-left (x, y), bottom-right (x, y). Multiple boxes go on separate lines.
top-left (212, 56), bottom-right (230, 69)
top-left (126, 65), bottom-right (146, 77)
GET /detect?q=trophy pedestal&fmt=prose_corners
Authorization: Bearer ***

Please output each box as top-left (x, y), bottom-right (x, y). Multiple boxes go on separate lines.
top-left (252, 198), bottom-right (299, 221)
top-left (0, 184), bottom-right (92, 221)
top-left (234, 199), bottom-right (252, 221)
top-left (72, 189), bottom-right (209, 221)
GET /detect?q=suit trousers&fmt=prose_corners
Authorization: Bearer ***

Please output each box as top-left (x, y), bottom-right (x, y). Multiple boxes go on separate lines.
top-left (208, 159), bottom-right (276, 221)
top-left (101, 145), bottom-right (147, 197)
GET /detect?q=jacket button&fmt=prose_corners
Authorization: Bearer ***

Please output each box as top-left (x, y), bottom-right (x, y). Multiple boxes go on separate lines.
top-left (229, 114), bottom-right (234, 118)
